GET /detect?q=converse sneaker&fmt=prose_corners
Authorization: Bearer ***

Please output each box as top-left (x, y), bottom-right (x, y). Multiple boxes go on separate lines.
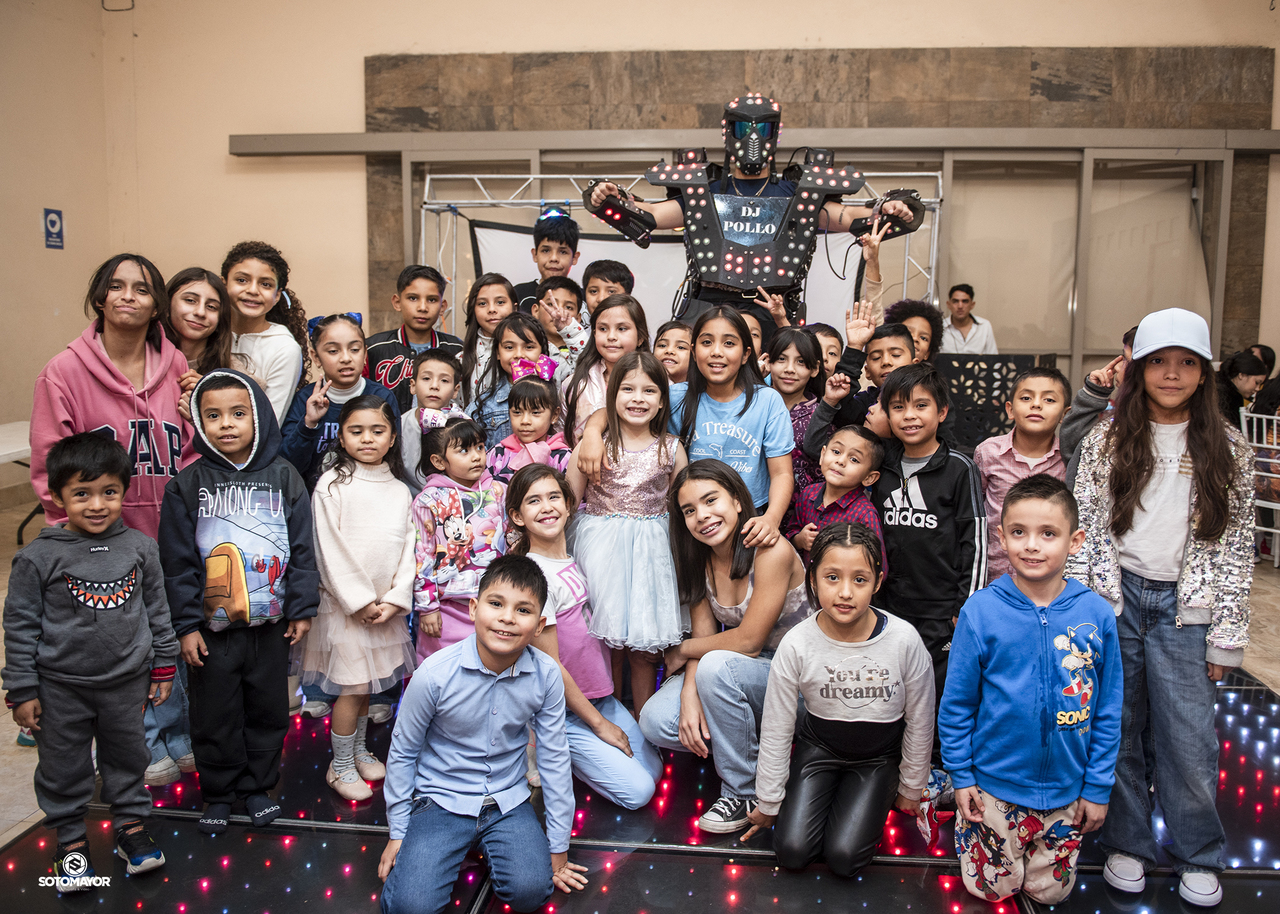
top-left (144, 756), bottom-right (180, 786)
top-left (696, 796), bottom-right (757, 833)
top-left (115, 821), bottom-right (165, 875)
top-left (53, 840), bottom-right (95, 892)
top-left (1103, 853), bottom-right (1146, 893)
top-left (1179, 871), bottom-right (1223, 907)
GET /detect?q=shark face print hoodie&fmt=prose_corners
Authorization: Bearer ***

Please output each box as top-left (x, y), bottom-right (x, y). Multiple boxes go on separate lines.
top-left (30, 323), bottom-right (195, 539)
top-left (158, 370), bottom-right (319, 638)
top-left (938, 575), bottom-right (1123, 811)
top-left (2, 519), bottom-right (178, 705)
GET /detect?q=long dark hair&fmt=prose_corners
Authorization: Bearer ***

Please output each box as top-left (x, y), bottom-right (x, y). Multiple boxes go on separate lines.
top-left (221, 241), bottom-right (311, 389)
top-left (474, 313), bottom-right (550, 417)
top-left (677, 306), bottom-right (764, 449)
top-left (805, 522), bottom-right (883, 612)
top-left (162, 267), bottom-right (235, 374)
top-left (602, 352), bottom-right (673, 465)
top-left (562, 294), bottom-right (651, 447)
top-left (667, 459), bottom-right (756, 607)
top-left (504, 464), bottom-right (576, 556)
top-left (461, 273), bottom-right (516, 404)
top-left (1106, 352), bottom-right (1234, 541)
top-left (84, 253), bottom-right (168, 349)
top-left (764, 327), bottom-right (826, 402)
top-left (325, 395), bottom-right (413, 492)
top-left (421, 416), bottom-right (486, 482)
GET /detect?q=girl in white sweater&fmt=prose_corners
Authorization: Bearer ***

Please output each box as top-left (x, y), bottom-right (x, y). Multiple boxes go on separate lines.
top-left (743, 522), bottom-right (935, 877)
top-left (301, 395), bottom-right (417, 801)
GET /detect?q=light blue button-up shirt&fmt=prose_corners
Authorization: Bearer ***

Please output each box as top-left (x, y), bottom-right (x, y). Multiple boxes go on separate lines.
top-left (384, 634), bottom-right (574, 851)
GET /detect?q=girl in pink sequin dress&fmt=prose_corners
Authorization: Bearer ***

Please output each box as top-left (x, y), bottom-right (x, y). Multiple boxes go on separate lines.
top-left (567, 352), bottom-right (689, 715)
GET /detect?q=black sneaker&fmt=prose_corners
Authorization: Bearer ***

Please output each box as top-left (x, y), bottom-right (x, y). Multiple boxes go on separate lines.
top-left (53, 840), bottom-right (95, 893)
top-left (696, 796), bottom-right (757, 834)
top-left (114, 821), bottom-right (165, 875)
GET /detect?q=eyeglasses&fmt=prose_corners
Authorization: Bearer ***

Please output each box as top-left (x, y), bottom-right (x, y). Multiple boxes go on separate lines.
top-left (731, 121), bottom-right (774, 140)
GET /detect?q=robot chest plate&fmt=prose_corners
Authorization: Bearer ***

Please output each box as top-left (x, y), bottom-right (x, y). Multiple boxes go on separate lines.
top-left (713, 195), bottom-right (790, 245)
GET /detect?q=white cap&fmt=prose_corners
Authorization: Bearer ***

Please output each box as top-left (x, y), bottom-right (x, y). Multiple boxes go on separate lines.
top-left (1131, 308), bottom-right (1213, 361)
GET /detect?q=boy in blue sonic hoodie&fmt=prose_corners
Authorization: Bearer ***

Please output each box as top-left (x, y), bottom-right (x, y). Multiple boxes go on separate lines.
top-left (940, 474), bottom-right (1121, 906)
top-left (159, 370), bottom-right (319, 836)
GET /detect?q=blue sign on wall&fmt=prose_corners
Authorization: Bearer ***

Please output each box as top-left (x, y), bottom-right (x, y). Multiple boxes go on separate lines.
top-left (44, 209), bottom-right (63, 249)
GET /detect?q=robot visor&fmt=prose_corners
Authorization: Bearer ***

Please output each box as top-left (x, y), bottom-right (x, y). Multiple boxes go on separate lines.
top-left (731, 121), bottom-right (774, 139)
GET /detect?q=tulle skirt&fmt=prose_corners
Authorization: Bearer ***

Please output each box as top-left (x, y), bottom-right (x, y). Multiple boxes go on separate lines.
top-left (570, 513), bottom-right (687, 652)
top-left (299, 591), bottom-right (414, 696)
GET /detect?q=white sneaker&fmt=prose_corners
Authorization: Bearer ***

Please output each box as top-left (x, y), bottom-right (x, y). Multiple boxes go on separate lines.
top-left (144, 756), bottom-right (180, 786)
top-left (696, 796), bottom-right (757, 833)
top-left (1103, 853), bottom-right (1146, 893)
top-left (287, 675), bottom-right (303, 714)
top-left (301, 700), bottom-right (332, 719)
top-left (176, 753), bottom-right (197, 773)
top-left (1179, 871), bottom-right (1223, 907)
top-left (367, 704), bottom-right (393, 725)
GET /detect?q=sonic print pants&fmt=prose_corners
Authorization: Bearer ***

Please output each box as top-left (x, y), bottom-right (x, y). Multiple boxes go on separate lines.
top-left (954, 787), bottom-right (1082, 904)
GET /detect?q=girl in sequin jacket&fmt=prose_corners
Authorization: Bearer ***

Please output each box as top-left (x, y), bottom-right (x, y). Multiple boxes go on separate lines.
top-left (1064, 309), bottom-right (1252, 897)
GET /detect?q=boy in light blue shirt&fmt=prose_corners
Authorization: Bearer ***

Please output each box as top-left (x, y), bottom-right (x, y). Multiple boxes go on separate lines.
top-left (378, 555), bottom-right (586, 914)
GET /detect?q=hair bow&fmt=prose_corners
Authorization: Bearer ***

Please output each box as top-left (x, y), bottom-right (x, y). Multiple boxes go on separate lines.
top-left (510, 355), bottom-right (557, 382)
top-left (307, 311), bottom-right (363, 334)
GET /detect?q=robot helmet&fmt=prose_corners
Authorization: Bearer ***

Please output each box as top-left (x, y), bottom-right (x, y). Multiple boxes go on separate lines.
top-left (722, 95), bottom-right (781, 177)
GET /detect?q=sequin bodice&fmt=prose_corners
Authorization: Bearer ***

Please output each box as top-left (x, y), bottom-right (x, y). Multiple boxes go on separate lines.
top-left (707, 569), bottom-right (810, 652)
top-left (581, 436), bottom-right (677, 519)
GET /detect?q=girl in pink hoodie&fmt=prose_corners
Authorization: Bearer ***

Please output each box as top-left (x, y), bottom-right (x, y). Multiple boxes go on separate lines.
top-left (410, 416), bottom-right (507, 664)
top-left (30, 254), bottom-right (195, 540)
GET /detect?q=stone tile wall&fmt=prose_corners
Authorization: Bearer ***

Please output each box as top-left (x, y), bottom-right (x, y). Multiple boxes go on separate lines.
top-left (365, 47), bottom-right (1273, 350)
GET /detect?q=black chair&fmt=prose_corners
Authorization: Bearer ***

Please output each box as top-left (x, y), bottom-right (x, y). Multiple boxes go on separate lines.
top-left (933, 354), bottom-right (1038, 452)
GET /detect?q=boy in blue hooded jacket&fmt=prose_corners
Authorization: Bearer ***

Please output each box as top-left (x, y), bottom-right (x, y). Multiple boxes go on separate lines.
top-left (939, 474), bottom-right (1121, 905)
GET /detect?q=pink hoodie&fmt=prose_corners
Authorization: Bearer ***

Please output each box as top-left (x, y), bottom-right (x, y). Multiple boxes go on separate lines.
top-left (30, 324), bottom-right (195, 538)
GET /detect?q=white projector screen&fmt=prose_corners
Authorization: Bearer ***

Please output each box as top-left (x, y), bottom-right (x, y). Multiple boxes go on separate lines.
top-left (470, 218), bottom-right (907, 343)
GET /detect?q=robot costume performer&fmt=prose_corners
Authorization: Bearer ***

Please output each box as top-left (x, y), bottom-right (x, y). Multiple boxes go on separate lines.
top-left (583, 94), bottom-right (926, 330)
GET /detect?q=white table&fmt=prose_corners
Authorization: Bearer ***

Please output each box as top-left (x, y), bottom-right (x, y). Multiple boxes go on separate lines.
top-left (0, 421), bottom-right (42, 544)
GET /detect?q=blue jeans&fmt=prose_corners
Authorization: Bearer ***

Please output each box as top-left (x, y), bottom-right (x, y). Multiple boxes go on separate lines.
top-left (144, 662), bottom-right (192, 764)
top-left (381, 797), bottom-right (552, 914)
top-left (564, 695), bottom-right (662, 809)
top-left (1099, 570), bottom-right (1225, 874)
top-left (638, 649), bottom-right (773, 799)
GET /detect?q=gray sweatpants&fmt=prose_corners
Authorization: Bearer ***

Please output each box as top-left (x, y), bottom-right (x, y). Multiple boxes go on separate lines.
top-left (31, 672), bottom-right (153, 843)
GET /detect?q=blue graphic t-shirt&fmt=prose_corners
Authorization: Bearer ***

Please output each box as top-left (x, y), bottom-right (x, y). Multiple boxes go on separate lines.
top-left (669, 382), bottom-right (794, 508)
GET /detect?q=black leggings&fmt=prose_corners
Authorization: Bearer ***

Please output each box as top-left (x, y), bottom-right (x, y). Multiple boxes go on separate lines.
top-left (772, 738), bottom-right (900, 877)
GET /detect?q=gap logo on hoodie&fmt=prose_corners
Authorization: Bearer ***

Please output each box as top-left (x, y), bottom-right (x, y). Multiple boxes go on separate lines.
top-left (883, 475), bottom-right (938, 529)
top-left (90, 419), bottom-right (184, 480)
top-left (1054, 623), bottom-right (1102, 730)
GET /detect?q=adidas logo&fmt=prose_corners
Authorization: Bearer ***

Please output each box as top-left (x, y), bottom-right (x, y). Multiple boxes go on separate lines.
top-left (883, 507), bottom-right (938, 529)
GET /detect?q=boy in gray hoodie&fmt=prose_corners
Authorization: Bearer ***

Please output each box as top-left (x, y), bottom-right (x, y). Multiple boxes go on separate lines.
top-left (3, 433), bottom-right (178, 890)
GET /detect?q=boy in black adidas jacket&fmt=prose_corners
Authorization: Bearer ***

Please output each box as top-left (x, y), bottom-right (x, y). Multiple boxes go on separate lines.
top-left (871, 364), bottom-right (986, 705)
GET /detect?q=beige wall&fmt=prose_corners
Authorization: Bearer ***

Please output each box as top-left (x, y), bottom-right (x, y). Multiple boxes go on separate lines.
top-left (4, 0), bottom-right (1280, 471)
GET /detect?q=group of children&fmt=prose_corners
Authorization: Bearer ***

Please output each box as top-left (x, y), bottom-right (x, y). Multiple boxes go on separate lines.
top-left (4, 205), bottom-right (1254, 913)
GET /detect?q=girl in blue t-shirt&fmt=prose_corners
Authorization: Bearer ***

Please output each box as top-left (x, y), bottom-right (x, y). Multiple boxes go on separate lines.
top-left (578, 305), bottom-right (793, 547)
